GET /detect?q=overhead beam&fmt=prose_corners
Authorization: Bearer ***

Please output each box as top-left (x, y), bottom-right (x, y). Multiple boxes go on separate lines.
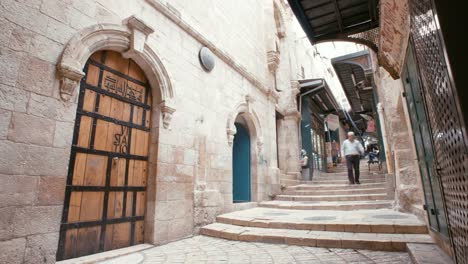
top-left (288, 0), bottom-right (379, 48)
top-left (331, 0), bottom-right (344, 32)
top-left (307, 2), bottom-right (369, 23)
top-left (303, 1), bottom-right (332, 12)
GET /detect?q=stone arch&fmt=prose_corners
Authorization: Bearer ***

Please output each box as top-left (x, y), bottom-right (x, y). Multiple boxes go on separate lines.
top-left (226, 96), bottom-right (264, 202)
top-left (57, 16), bottom-right (175, 128)
top-left (226, 96), bottom-right (263, 150)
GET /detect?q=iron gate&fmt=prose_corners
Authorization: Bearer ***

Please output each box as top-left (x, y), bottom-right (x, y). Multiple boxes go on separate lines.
top-left (410, 0), bottom-right (468, 262)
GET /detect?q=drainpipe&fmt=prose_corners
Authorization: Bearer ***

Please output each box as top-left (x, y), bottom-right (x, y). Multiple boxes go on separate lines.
top-left (377, 102), bottom-right (393, 174)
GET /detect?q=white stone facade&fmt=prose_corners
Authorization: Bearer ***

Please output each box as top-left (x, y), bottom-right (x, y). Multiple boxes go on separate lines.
top-left (0, 0), bottom-right (350, 262)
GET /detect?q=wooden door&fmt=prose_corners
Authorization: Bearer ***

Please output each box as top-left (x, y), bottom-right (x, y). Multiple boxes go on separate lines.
top-left (57, 51), bottom-right (151, 260)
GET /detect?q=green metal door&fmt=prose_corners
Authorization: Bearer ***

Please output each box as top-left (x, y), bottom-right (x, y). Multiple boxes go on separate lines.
top-left (402, 41), bottom-right (449, 236)
top-left (232, 123), bottom-right (251, 203)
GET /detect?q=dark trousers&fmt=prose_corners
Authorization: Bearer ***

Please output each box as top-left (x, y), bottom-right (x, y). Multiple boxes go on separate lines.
top-left (346, 155), bottom-right (360, 183)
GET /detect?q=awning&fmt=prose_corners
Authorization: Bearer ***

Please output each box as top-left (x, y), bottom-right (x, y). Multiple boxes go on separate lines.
top-left (299, 78), bottom-right (340, 114)
top-left (331, 51), bottom-right (374, 114)
top-left (288, 0), bottom-right (380, 50)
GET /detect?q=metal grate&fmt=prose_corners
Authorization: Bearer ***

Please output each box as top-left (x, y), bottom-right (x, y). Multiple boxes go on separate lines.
top-left (409, 0), bottom-right (468, 263)
top-left (347, 28), bottom-right (380, 51)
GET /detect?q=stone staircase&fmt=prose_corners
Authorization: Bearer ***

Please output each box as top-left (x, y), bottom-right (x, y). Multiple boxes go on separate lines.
top-left (201, 163), bottom-right (433, 252)
top-left (262, 164), bottom-right (392, 210)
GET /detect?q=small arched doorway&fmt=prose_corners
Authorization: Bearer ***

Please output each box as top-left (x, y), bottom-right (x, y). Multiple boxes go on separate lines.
top-left (57, 50), bottom-right (152, 260)
top-left (232, 118), bottom-right (251, 203)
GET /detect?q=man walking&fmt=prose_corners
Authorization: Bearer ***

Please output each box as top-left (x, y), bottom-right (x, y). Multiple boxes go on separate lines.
top-left (341, 131), bottom-right (364, 184)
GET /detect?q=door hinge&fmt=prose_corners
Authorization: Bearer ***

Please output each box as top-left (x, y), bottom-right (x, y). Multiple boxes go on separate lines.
top-left (402, 92), bottom-right (407, 97)
top-left (430, 208), bottom-right (440, 215)
top-left (423, 204), bottom-right (428, 211)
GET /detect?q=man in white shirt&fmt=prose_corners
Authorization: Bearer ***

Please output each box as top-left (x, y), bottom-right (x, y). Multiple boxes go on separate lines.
top-left (341, 131), bottom-right (364, 184)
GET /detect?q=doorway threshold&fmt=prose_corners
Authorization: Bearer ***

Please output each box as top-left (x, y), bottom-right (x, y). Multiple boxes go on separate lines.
top-left (232, 201), bottom-right (258, 211)
top-left (56, 244), bottom-right (154, 264)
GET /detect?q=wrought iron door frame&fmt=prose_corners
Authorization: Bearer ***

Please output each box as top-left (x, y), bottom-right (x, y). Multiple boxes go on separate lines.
top-left (403, 37), bottom-right (450, 237)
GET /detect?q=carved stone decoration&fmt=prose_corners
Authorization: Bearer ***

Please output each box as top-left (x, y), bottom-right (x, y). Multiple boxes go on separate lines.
top-left (57, 19), bottom-right (176, 129)
top-left (257, 139), bottom-right (264, 152)
top-left (273, 1), bottom-right (286, 39)
top-left (245, 94), bottom-right (255, 113)
top-left (227, 127), bottom-right (236, 146)
top-left (123, 16), bottom-right (155, 59)
top-left (284, 108), bottom-right (301, 122)
top-left (226, 95), bottom-right (262, 146)
top-left (57, 64), bottom-right (85, 101)
top-left (160, 102), bottom-right (176, 129)
top-left (267, 50), bottom-right (280, 74)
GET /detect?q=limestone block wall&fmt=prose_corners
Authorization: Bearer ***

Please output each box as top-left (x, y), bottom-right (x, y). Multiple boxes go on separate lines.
top-left (373, 67), bottom-right (425, 220)
top-left (0, 0), bottom-right (313, 262)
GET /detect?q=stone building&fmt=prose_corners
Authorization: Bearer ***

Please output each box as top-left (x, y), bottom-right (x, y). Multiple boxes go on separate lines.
top-left (0, 0), bottom-right (344, 262)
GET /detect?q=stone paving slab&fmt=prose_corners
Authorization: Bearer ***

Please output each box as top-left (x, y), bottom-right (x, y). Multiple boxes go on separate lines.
top-left (57, 244), bottom-right (153, 264)
top-left (201, 223), bottom-right (433, 252)
top-left (260, 200), bottom-right (393, 210)
top-left (96, 236), bottom-right (412, 264)
top-left (216, 207), bottom-right (427, 234)
top-left (407, 243), bottom-right (454, 264)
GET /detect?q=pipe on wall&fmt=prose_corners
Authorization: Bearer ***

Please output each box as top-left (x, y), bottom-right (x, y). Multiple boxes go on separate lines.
top-left (377, 102), bottom-right (394, 174)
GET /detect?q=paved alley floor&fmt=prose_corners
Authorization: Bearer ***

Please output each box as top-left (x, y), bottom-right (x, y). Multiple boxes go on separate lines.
top-left (98, 236), bottom-right (411, 264)
top-left (216, 207), bottom-right (425, 227)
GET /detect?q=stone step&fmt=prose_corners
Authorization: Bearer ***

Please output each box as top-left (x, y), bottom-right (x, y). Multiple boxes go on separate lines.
top-left (276, 193), bottom-right (388, 202)
top-left (318, 170), bottom-right (377, 175)
top-left (280, 179), bottom-right (314, 186)
top-left (283, 187), bottom-right (387, 195)
top-left (200, 223), bottom-right (433, 251)
top-left (407, 243), bottom-right (454, 264)
top-left (317, 172), bottom-right (376, 177)
top-left (290, 182), bottom-right (387, 191)
top-left (260, 200), bottom-right (393, 210)
top-left (313, 175), bottom-right (385, 180)
top-left (311, 179), bottom-right (386, 184)
top-left (215, 208), bottom-right (427, 234)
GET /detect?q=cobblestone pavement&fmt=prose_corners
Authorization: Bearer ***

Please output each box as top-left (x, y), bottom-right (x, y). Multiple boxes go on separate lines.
top-left (98, 236), bottom-right (411, 264)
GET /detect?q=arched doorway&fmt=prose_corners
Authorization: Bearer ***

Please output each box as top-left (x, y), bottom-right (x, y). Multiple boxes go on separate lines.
top-left (232, 120), bottom-right (251, 203)
top-left (57, 50), bottom-right (152, 260)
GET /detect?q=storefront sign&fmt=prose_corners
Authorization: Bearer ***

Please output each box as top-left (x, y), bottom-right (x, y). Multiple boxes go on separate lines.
top-left (326, 114), bottom-right (339, 131)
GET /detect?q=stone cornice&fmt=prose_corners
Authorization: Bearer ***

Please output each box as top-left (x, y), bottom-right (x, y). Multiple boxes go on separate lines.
top-left (284, 109), bottom-right (301, 121)
top-left (146, 0), bottom-right (278, 102)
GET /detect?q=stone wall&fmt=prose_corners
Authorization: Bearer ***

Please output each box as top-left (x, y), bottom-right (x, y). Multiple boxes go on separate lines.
top-left (373, 66), bottom-right (425, 220)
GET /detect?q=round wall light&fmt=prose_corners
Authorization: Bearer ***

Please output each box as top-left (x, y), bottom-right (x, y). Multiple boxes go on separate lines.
top-left (199, 47), bottom-right (215, 72)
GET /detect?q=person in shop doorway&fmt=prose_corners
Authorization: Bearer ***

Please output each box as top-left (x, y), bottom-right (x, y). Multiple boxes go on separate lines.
top-left (300, 149), bottom-right (310, 181)
top-left (341, 131), bottom-right (364, 184)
